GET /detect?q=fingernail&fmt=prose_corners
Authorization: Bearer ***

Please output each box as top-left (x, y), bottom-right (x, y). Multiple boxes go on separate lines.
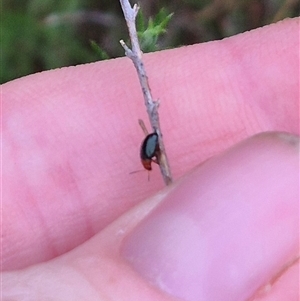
top-left (121, 132), bottom-right (299, 301)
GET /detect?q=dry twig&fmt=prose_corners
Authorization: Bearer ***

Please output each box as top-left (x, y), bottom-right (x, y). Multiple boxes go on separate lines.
top-left (119, 0), bottom-right (173, 185)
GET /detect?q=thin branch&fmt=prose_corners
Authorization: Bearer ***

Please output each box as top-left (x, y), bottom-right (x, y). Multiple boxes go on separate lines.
top-left (119, 0), bottom-right (173, 185)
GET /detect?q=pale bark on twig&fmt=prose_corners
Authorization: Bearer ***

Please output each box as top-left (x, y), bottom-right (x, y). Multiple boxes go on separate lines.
top-left (119, 0), bottom-right (173, 185)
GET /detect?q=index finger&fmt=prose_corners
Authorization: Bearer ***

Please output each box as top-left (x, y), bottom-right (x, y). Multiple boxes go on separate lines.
top-left (2, 17), bottom-right (299, 270)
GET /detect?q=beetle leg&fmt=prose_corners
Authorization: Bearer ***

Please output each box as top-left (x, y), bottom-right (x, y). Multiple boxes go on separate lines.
top-left (152, 157), bottom-right (159, 165)
top-left (138, 119), bottom-right (149, 136)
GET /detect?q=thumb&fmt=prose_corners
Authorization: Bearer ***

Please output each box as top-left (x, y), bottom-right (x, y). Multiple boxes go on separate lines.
top-left (122, 132), bottom-right (299, 301)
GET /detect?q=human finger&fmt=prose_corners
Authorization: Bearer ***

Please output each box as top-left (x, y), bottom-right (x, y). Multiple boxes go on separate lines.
top-left (3, 18), bottom-right (299, 270)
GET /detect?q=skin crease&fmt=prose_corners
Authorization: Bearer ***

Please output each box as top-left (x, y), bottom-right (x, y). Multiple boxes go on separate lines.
top-left (2, 17), bottom-right (299, 301)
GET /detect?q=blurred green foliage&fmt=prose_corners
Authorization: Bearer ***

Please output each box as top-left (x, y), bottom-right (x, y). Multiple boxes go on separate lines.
top-left (1, 0), bottom-right (299, 84)
top-left (136, 8), bottom-right (173, 52)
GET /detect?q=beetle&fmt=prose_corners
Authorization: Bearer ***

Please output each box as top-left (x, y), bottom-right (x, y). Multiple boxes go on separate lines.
top-left (140, 132), bottom-right (159, 171)
top-left (129, 120), bottom-right (160, 179)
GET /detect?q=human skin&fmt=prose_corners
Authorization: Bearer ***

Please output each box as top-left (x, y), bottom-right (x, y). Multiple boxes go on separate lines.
top-left (2, 17), bottom-right (299, 301)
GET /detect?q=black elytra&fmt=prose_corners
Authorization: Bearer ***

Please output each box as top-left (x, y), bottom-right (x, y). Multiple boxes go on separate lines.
top-left (140, 132), bottom-right (159, 160)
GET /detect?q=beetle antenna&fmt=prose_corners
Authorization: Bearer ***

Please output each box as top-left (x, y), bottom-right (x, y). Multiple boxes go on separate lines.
top-left (138, 119), bottom-right (149, 136)
top-left (129, 169), bottom-right (151, 181)
top-left (129, 169), bottom-right (145, 175)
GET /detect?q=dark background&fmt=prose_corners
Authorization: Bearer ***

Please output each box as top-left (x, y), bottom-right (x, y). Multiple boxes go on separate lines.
top-left (1, 0), bottom-right (299, 84)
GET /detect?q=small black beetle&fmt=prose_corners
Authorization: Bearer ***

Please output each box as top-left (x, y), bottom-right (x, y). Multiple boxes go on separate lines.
top-left (140, 132), bottom-right (159, 170)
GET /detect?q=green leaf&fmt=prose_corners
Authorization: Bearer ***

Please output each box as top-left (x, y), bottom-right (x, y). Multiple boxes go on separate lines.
top-left (90, 40), bottom-right (109, 60)
top-left (136, 7), bottom-right (173, 52)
